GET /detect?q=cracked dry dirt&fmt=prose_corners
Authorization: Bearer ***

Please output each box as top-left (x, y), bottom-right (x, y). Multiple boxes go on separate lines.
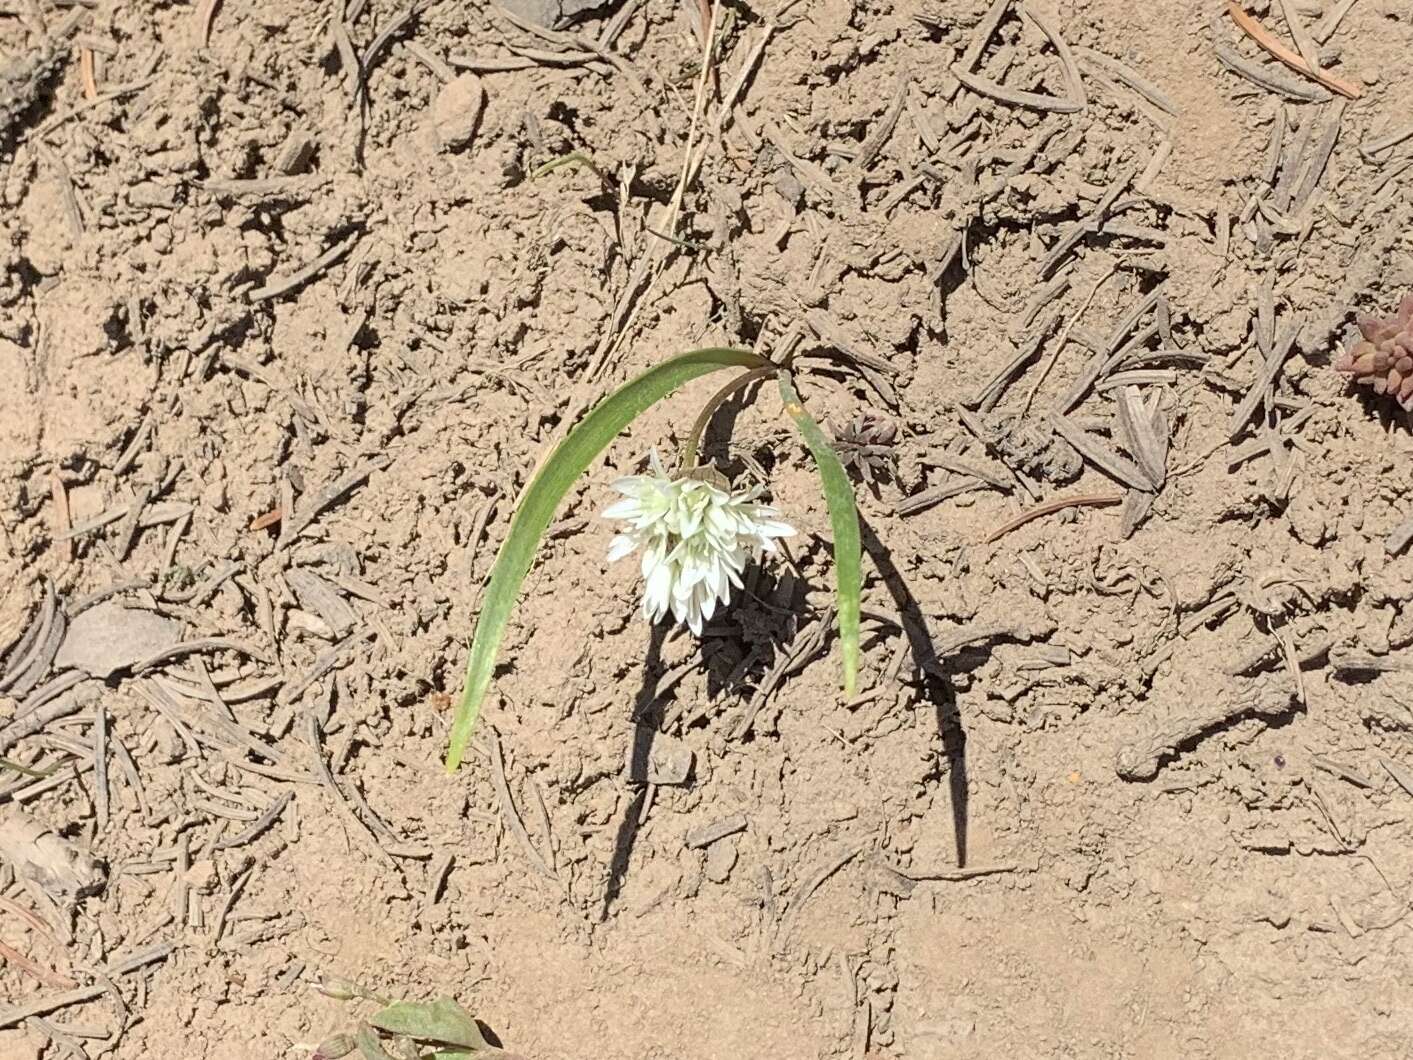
top-left (2, 1), bottom-right (1413, 1058)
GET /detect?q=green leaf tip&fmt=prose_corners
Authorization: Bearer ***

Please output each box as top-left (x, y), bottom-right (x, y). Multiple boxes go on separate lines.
top-left (776, 371), bottom-right (862, 697)
top-left (445, 347), bottom-right (771, 771)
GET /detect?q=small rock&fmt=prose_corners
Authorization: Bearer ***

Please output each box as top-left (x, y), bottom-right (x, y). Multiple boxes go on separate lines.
top-left (1286, 491), bottom-right (1329, 545)
top-left (128, 182), bottom-right (177, 209)
top-left (184, 858), bottom-right (218, 892)
top-left (54, 600), bottom-right (182, 678)
top-left (498, 0), bottom-right (609, 29)
top-left (432, 74), bottom-right (485, 152)
top-left (285, 608), bottom-right (334, 640)
top-left (274, 126), bottom-right (317, 174)
top-left (284, 568), bottom-right (357, 637)
top-left (626, 732), bottom-right (693, 785)
top-left (703, 837), bottom-right (737, 883)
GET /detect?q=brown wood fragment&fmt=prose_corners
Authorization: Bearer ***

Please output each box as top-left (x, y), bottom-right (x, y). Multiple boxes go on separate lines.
top-left (0, 938), bottom-right (74, 989)
top-left (78, 47), bottom-right (97, 99)
top-left (1225, 2), bottom-right (1362, 99)
top-left (250, 508), bottom-right (282, 534)
top-left (48, 472), bottom-right (71, 565)
top-left (984, 493), bottom-right (1123, 544)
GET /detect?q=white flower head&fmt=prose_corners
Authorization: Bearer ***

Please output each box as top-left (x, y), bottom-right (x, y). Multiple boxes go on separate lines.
top-left (603, 450), bottom-right (795, 635)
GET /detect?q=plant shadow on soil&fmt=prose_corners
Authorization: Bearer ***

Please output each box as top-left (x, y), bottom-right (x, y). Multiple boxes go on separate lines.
top-left (858, 513), bottom-right (968, 868)
top-left (595, 506), bottom-right (974, 920)
top-left (599, 574), bottom-right (798, 921)
top-left (601, 618), bottom-right (669, 923)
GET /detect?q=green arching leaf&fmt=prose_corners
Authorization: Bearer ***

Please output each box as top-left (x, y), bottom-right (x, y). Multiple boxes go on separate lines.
top-left (370, 997), bottom-right (487, 1049)
top-left (776, 371), bottom-right (861, 697)
top-left (447, 347), bottom-right (771, 770)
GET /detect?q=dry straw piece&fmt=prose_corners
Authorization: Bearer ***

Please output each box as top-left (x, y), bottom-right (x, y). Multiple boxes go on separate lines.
top-left (1333, 293), bottom-right (1413, 409)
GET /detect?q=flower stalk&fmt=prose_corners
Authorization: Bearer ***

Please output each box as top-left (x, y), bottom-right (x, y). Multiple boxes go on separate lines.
top-left (678, 365), bottom-right (778, 472)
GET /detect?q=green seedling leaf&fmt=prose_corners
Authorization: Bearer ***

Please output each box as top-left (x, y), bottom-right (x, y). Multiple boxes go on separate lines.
top-left (529, 150), bottom-right (604, 182)
top-left (0, 755), bottom-right (55, 778)
top-left (777, 371), bottom-right (861, 696)
top-left (446, 347), bottom-right (770, 770)
top-left (354, 1023), bottom-right (398, 1060)
top-left (370, 998), bottom-right (488, 1050)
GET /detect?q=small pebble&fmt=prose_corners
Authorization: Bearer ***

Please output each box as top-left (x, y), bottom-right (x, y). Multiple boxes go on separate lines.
top-left (704, 837), bottom-right (738, 884)
top-left (432, 74), bottom-right (485, 152)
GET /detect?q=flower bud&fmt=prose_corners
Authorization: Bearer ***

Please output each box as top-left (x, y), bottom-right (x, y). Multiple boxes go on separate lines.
top-left (316, 975), bottom-right (362, 1001)
top-left (311, 1033), bottom-right (355, 1059)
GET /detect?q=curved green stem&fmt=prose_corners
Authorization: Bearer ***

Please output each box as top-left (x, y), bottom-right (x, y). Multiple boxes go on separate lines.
top-left (678, 365), bottom-right (778, 471)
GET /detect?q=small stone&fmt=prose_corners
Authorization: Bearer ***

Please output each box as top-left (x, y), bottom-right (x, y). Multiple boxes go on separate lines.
top-left (432, 74), bottom-right (485, 152)
top-left (128, 182), bottom-right (177, 209)
top-left (275, 126), bottom-right (317, 175)
top-left (626, 732), bottom-right (693, 785)
top-left (184, 858), bottom-right (218, 892)
top-left (0, 809), bottom-right (106, 899)
top-left (285, 608), bottom-right (333, 640)
top-left (703, 837), bottom-right (737, 883)
top-left (54, 600), bottom-right (182, 679)
top-left (497, 0), bottom-right (606, 29)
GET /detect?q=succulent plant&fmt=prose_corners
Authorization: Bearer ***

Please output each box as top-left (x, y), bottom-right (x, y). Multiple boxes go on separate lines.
top-left (831, 413), bottom-right (898, 485)
top-left (1334, 292), bottom-right (1413, 409)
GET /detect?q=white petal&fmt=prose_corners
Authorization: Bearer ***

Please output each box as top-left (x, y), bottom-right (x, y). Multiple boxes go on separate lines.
top-left (710, 561), bottom-right (728, 601)
top-left (682, 595), bottom-right (703, 635)
top-left (645, 562), bottom-right (672, 619)
top-left (700, 584), bottom-right (718, 622)
top-left (606, 534), bottom-right (637, 562)
top-left (641, 539), bottom-right (666, 580)
top-left (756, 519), bottom-right (796, 538)
top-left (602, 496), bottom-right (643, 520)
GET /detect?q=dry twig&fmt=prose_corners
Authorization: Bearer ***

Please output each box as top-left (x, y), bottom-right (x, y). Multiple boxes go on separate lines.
top-left (984, 493), bottom-right (1123, 544)
top-left (1225, 2), bottom-right (1362, 99)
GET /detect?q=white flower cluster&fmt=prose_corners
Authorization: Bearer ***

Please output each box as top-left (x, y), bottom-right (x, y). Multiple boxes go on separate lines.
top-left (603, 451), bottom-right (795, 634)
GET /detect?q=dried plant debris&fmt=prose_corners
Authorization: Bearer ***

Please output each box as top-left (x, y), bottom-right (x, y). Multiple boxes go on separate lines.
top-left (0, 808), bottom-right (106, 900)
top-left (0, 528), bottom-right (36, 658)
top-left (0, 11), bottom-right (83, 147)
top-left (1334, 292), bottom-right (1413, 409)
top-left (984, 412), bottom-right (1082, 484)
top-left (831, 413), bottom-right (898, 485)
top-left (54, 600), bottom-right (183, 679)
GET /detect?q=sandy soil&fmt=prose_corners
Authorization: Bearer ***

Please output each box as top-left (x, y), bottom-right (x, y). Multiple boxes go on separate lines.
top-left (2, 0), bottom-right (1413, 1057)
